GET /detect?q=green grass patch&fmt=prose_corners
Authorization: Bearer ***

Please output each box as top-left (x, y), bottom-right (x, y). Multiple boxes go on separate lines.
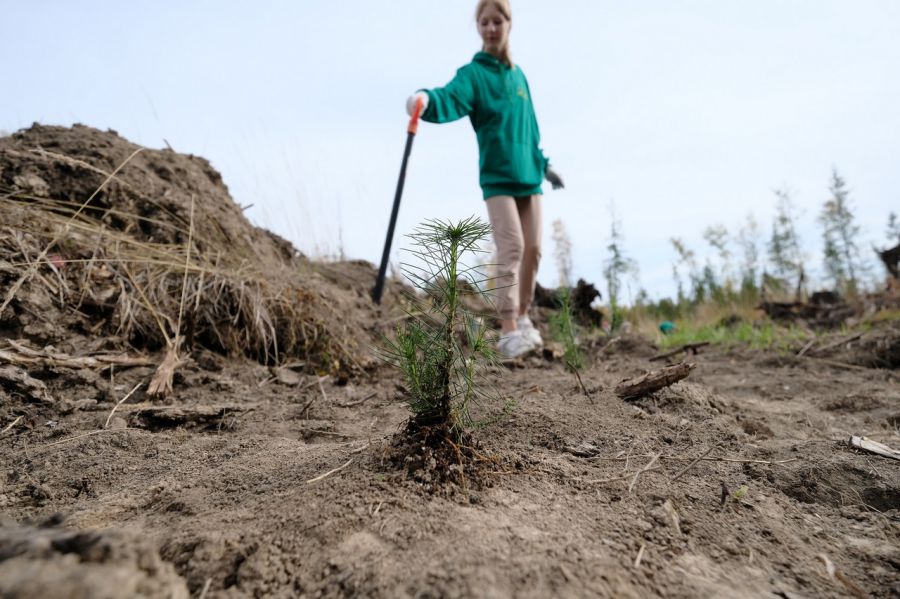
top-left (659, 321), bottom-right (808, 351)
top-left (871, 309), bottom-right (900, 323)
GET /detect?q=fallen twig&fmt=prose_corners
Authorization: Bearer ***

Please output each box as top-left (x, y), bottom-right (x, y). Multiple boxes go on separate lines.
top-left (0, 364), bottom-right (53, 403)
top-left (578, 452), bottom-right (799, 467)
top-left (1, 416), bottom-right (23, 437)
top-left (803, 356), bottom-right (872, 372)
top-left (700, 456), bottom-right (798, 466)
top-left (817, 554), bottom-right (867, 599)
top-left (796, 338), bottom-right (816, 356)
top-left (615, 362), bottom-right (695, 400)
top-left (2, 340), bottom-right (154, 370)
top-left (29, 428), bottom-right (138, 453)
top-left (349, 441), bottom-right (372, 454)
top-left (316, 376), bottom-right (329, 403)
top-left (300, 375), bottom-right (329, 391)
top-left (306, 458), bottom-right (354, 484)
top-left (649, 342), bottom-right (710, 362)
top-left (669, 445), bottom-right (719, 482)
top-left (336, 392), bottom-right (378, 408)
top-left (104, 382), bottom-right (143, 428)
top-left (297, 394), bottom-right (317, 418)
top-left (810, 332), bottom-right (863, 356)
top-left (628, 452), bottom-right (661, 493)
top-left (298, 427), bottom-right (354, 438)
top-left (135, 404), bottom-right (250, 428)
top-left (848, 435), bottom-right (900, 461)
top-left (633, 544), bottom-right (646, 568)
top-left (582, 465), bottom-right (663, 485)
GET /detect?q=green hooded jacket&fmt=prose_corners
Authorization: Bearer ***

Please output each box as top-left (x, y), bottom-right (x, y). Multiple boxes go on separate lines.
top-left (421, 52), bottom-right (549, 200)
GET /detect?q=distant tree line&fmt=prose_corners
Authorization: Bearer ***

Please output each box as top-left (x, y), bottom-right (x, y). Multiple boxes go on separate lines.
top-left (551, 168), bottom-right (894, 324)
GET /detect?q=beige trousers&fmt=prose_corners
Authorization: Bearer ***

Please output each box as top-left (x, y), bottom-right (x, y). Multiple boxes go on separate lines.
top-left (485, 194), bottom-right (542, 321)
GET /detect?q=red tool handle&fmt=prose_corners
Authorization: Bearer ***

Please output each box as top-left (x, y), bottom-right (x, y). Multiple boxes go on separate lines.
top-left (408, 96), bottom-right (424, 135)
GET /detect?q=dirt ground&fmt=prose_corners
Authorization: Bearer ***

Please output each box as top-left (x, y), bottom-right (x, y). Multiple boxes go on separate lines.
top-left (1, 126), bottom-right (898, 598)
top-left (2, 316), bottom-right (898, 598)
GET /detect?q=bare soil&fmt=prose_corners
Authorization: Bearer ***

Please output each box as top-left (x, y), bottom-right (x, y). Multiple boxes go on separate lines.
top-left (1, 126), bottom-right (898, 598)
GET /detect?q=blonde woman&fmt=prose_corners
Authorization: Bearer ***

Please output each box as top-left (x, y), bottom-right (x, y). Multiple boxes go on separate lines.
top-left (407, 0), bottom-right (563, 358)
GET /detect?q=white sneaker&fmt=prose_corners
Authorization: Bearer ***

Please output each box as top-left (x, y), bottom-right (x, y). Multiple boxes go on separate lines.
top-left (516, 315), bottom-right (543, 347)
top-left (497, 330), bottom-right (535, 359)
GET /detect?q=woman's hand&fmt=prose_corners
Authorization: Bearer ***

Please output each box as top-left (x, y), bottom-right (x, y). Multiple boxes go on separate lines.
top-left (406, 92), bottom-right (429, 116)
top-left (545, 166), bottom-right (565, 190)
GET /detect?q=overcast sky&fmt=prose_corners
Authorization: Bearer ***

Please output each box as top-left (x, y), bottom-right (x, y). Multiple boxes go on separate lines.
top-left (2, 1), bottom-right (898, 300)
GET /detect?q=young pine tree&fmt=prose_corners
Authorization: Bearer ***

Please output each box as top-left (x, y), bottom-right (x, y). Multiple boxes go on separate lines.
top-left (702, 223), bottom-right (732, 303)
top-left (604, 212), bottom-right (638, 331)
top-left (670, 237), bottom-right (702, 305)
top-left (549, 287), bottom-right (588, 395)
top-left (736, 213), bottom-right (761, 300)
top-left (767, 187), bottom-right (805, 297)
top-left (383, 217), bottom-right (497, 434)
top-left (818, 169), bottom-right (865, 295)
top-left (551, 219), bottom-right (573, 288)
top-left (886, 211), bottom-right (900, 244)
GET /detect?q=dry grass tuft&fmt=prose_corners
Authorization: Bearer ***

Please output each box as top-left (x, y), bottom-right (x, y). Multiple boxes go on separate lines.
top-left (0, 187), bottom-right (353, 373)
top-left (0, 127), bottom-right (370, 384)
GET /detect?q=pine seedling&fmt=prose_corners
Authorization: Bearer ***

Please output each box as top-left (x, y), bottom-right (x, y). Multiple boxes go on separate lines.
top-left (550, 287), bottom-right (588, 396)
top-left (382, 217), bottom-right (498, 434)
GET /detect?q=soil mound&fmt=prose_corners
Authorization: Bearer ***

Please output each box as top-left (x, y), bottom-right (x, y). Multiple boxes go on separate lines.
top-left (0, 517), bottom-right (189, 598)
top-left (0, 124), bottom-right (377, 374)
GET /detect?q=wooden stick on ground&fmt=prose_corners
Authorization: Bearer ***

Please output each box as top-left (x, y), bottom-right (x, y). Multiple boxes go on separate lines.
top-left (628, 452), bottom-right (661, 493)
top-left (615, 362), bottom-right (696, 401)
top-left (670, 445), bottom-right (719, 482)
top-left (848, 435), bottom-right (900, 461)
top-left (804, 357), bottom-right (871, 372)
top-left (649, 342), bottom-right (710, 362)
top-left (577, 452), bottom-right (799, 467)
top-left (297, 395), bottom-right (317, 418)
top-left (796, 339), bottom-right (816, 356)
top-left (0, 416), bottom-right (23, 437)
top-left (29, 428), bottom-right (138, 453)
top-left (633, 544), bottom-right (646, 568)
top-left (306, 458), bottom-right (354, 484)
top-left (103, 382), bottom-right (143, 428)
top-left (0, 344), bottom-right (154, 370)
top-left (810, 332), bottom-right (863, 356)
top-left (582, 465), bottom-right (663, 485)
top-left (0, 365), bottom-right (54, 403)
top-left (336, 392), bottom-right (378, 408)
top-left (316, 376), bottom-right (329, 403)
top-left (298, 428), bottom-right (354, 438)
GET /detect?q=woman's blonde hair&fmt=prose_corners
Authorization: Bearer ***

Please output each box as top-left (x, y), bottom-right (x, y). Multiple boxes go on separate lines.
top-left (475, 0), bottom-right (513, 67)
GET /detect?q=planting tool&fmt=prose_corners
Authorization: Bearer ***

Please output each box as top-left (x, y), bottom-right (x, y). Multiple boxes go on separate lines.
top-left (372, 96), bottom-right (424, 304)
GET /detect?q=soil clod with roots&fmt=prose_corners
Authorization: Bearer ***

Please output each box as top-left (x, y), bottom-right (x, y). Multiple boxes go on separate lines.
top-left (388, 420), bottom-right (495, 495)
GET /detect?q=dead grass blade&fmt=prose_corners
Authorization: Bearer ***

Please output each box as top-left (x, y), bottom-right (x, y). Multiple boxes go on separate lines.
top-left (306, 458), bottom-right (354, 484)
top-left (104, 382), bottom-right (143, 428)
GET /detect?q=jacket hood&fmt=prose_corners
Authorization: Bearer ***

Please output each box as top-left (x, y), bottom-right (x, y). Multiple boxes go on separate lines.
top-left (473, 51), bottom-right (510, 71)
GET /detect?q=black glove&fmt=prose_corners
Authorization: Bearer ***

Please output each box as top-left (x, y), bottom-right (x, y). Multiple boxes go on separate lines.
top-left (545, 166), bottom-right (565, 190)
